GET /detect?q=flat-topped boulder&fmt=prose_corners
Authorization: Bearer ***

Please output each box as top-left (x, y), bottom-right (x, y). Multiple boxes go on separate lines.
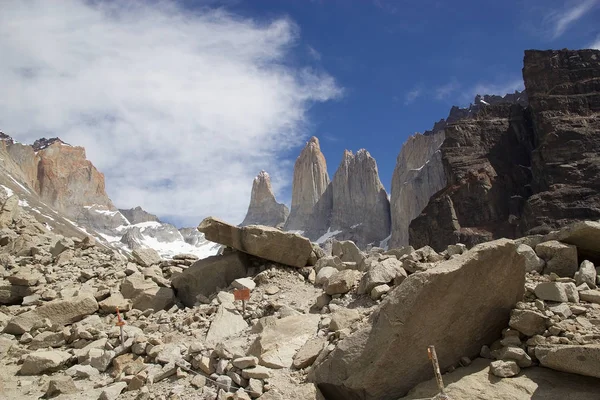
top-left (198, 217), bottom-right (314, 268)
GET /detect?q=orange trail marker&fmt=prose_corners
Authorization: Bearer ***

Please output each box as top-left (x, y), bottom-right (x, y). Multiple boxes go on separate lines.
top-left (234, 288), bottom-right (251, 315)
top-left (116, 306), bottom-right (126, 346)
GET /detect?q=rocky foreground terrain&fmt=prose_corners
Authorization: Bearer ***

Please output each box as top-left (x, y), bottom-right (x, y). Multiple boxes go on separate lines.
top-left (2, 177), bottom-right (600, 399)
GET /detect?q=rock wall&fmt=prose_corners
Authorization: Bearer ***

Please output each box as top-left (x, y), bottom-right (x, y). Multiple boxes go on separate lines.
top-left (241, 171), bottom-right (289, 228)
top-left (408, 49), bottom-right (600, 251)
top-left (119, 206), bottom-right (160, 225)
top-left (389, 131), bottom-right (446, 248)
top-left (409, 103), bottom-right (534, 251)
top-left (522, 49), bottom-right (600, 233)
top-left (284, 137), bottom-right (330, 232)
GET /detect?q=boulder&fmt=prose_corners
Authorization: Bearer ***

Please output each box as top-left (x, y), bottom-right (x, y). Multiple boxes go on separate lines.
top-left (546, 221), bottom-right (600, 265)
top-left (315, 256), bottom-right (343, 273)
top-left (535, 241), bottom-right (578, 277)
top-left (489, 360), bottom-right (520, 378)
top-left (401, 358), bottom-right (600, 400)
top-left (316, 267), bottom-right (337, 286)
top-left (171, 252), bottom-right (249, 307)
top-left (534, 282), bottom-right (569, 303)
top-left (132, 247), bottom-right (162, 268)
top-left (248, 314), bottom-right (320, 369)
top-left (0, 195), bottom-right (19, 228)
top-left (293, 337), bottom-right (326, 369)
top-left (4, 293), bottom-right (98, 334)
top-left (508, 309), bottom-right (548, 336)
top-left (330, 308), bottom-right (360, 332)
top-left (50, 237), bottom-right (74, 257)
top-left (20, 350), bottom-right (71, 375)
top-left (580, 290), bottom-right (600, 304)
top-left (310, 239), bottom-right (526, 400)
top-left (332, 240), bottom-right (364, 264)
top-left (98, 292), bottom-right (132, 313)
top-left (198, 217), bottom-right (313, 268)
top-left (131, 287), bottom-right (174, 311)
top-left (325, 270), bottom-right (360, 295)
top-left (516, 244), bottom-right (545, 273)
top-left (575, 260), bottom-right (597, 289)
top-left (45, 376), bottom-right (79, 397)
top-left (358, 258), bottom-right (405, 295)
top-left (535, 345), bottom-right (600, 378)
top-left (205, 305), bottom-right (248, 346)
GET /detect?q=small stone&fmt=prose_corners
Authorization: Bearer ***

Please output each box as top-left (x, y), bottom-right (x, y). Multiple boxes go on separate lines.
top-left (459, 356), bottom-right (472, 367)
top-left (548, 303), bottom-right (572, 319)
top-left (232, 356), bottom-right (258, 369)
top-left (45, 376), bottom-right (79, 397)
top-left (241, 365), bottom-right (271, 379)
top-left (534, 282), bottom-right (569, 302)
top-left (508, 309), bottom-right (548, 336)
top-left (575, 260), bottom-right (597, 289)
top-left (232, 278), bottom-right (256, 291)
top-left (216, 375), bottom-right (233, 392)
top-left (191, 374), bottom-right (206, 389)
top-left (99, 382), bottom-right (127, 400)
top-left (490, 360), bottom-right (520, 378)
top-left (247, 378), bottom-right (264, 397)
top-left (370, 284), bottom-right (390, 300)
top-left (264, 285), bottom-right (280, 295)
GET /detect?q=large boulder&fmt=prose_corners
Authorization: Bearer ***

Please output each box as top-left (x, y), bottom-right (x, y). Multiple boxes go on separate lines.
top-left (309, 239), bottom-right (525, 400)
top-left (198, 217), bottom-right (313, 268)
top-left (535, 345), bottom-right (600, 378)
top-left (205, 304), bottom-right (248, 346)
top-left (535, 240), bottom-right (578, 277)
top-left (4, 293), bottom-right (98, 335)
top-left (132, 248), bottom-right (162, 268)
top-left (546, 221), bottom-right (600, 265)
top-left (172, 252), bottom-right (249, 307)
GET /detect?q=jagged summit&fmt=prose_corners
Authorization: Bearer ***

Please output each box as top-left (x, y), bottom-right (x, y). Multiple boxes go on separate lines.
top-left (241, 170), bottom-right (289, 228)
top-left (284, 136), bottom-right (330, 232)
top-left (32, 137), bottom-right (71, 151)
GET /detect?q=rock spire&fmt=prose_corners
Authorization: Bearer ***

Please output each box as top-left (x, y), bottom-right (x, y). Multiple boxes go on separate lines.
top-left (241, 171), bottom-right (289, 228)
top-left (284, 137), bottom-right (329, 231)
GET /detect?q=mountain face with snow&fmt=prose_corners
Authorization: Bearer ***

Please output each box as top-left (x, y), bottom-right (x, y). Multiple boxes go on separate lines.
top-left (0, 133), bottom-right (220, 259)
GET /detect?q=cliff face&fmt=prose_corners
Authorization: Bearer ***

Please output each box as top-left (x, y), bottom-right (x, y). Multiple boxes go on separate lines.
top-left (241, 171), bottom-right (289, 228)
top-left (408, 49), bottom-right (600, 251)
top-left (284, 137), bottom-right (330, 232)
top-left (119, 206), bottom-right (160, 225)
top-left (329, 149), bottom-right (391, 247)
top-left (389, 92), bottom-right (528, 249)
top-left (522, 49), bottom-right (600, 232)
top-left (35, 140), bottom-right (115, 218)
top-left (409, 103), bottom-right (534, 250)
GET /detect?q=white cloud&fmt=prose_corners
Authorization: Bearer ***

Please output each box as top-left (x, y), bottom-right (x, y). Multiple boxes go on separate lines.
top-left (459, 79), bottom-right (525, 104)
top-left (546, 0), bottom-right (598, 39)
top-left (0, 0), bottom-right (341, 227)
top-left (435, 79), bottom-right (461, 100)
top-left (590, 36), bottom-right (600, 49)
top-left (404, 88), bottom-right (422, 105)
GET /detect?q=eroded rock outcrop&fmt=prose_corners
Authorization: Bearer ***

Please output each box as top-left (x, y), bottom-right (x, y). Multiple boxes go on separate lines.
top-left (284, 137), bottom-right (330, 232)
top-left (241, 171), bottom-right (289, 228)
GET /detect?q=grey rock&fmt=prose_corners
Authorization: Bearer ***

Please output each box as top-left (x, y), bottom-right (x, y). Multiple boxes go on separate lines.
top-left (535, 241), bottom-right (578, 277)
top-left (241, 171), bottom-right (289, 228)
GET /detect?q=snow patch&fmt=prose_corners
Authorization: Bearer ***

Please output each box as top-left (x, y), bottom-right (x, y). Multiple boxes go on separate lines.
top-left (350, 223), bottom-right (362, 229)
top-left (316, 228), bottom-right (342, 244)
top-left (379, 234), bottom-right (391, 251)
top-left (1, 185), bottom-right (14, 197)
top-left (287, 230), bottom-right (305, 236)
top-left (8, 175), bottom-right (30, 193)
top-left (18, 199), bottom-right (29, 207)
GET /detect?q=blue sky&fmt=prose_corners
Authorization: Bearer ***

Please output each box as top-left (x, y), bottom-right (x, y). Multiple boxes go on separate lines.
top-left (218, 0), bottom-right (600, 193)
top-left (1, 0), bottom-right (599, 227)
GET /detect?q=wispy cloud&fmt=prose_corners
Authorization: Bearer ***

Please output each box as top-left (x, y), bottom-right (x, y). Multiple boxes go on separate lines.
top-left (546, 0), bottom-right (599, 39)
top-left (404, 88), bottom-right (422, 105)
top-left (307, 45), bottom-right (322, 61)
top-left (435, 79), bottom-right (461, 100)
top-left (590, 36), bottom-right (600, 49)
top-left (0, 0), bottom-right (342, 227)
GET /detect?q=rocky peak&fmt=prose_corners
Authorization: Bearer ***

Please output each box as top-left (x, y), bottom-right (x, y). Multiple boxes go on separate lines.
top-left (119, 206), bottom-right (160, 225)
top-left (284, 136), bottom-right (330, 231)
top-left (32, 137), bottom-right (71, 152)
top-left (330, 148), bottom-right (390, 247)
top-left (241, 170), bottom-right (289, 228)
top-left (0, 131), bottom-right (14, 144)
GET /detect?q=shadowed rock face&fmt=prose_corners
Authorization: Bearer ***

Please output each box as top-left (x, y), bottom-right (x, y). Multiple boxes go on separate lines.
top-left (284, 137), bottom-right (330, 232)
top-left (119, 206), bottom-right (160, 225)
top-left (389, 92), bottom-right (528, 249)
top-left (409, 103), bottom-right (534, 251)
top-left (241, 171), bottom-right (289, 228)
top-left (408, 49), bottom-right (600, 251)
top-left (522, 49), bottom-right (600, 232)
